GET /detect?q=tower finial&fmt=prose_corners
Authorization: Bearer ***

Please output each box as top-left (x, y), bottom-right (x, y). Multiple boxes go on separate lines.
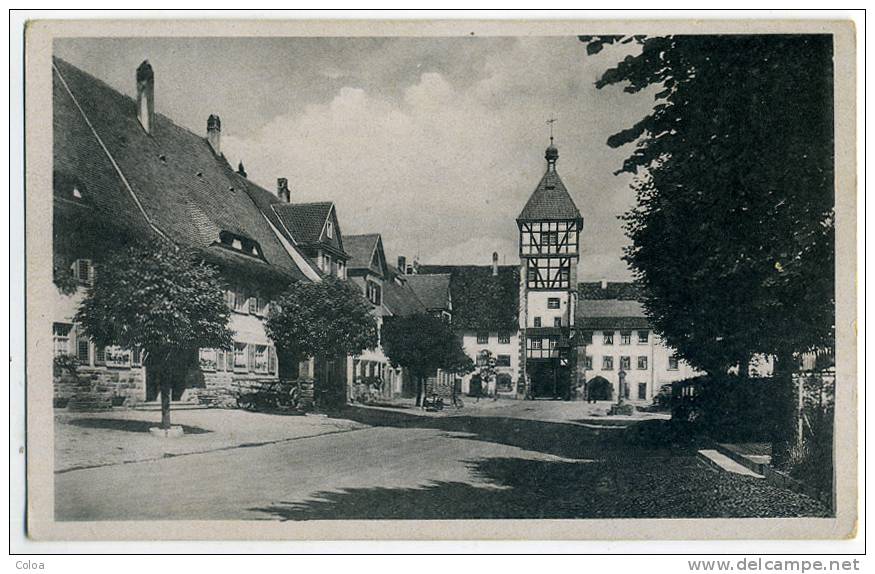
top-left (545, 116), bottom-right (558, 169)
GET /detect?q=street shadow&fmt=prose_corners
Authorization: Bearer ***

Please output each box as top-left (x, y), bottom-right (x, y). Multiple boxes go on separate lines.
top-left (65, 418), bottom-right (212, 434)
top-left (334, 407), bottom-right (697, 461)
top-left (251, 455), bottom-right (831, 520)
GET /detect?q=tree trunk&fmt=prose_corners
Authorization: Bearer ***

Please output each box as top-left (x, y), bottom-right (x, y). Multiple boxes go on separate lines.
top-left (770, 350), bottom-right (797, 468)
top-left (415, 376), bottom-right (423, 407)
top-left (160, 376), bottom-right (172, 430)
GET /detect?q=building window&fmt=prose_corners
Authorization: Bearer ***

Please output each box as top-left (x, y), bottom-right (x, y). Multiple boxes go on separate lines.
top-left (637, 356), bottom-right (648, 370)
top-left (216, 349), bottom-right (225, 372)
top-left (668, 355), bottom-right (680, 371)
top-left (94, 345), bottom-right (106, 365)
top-left (496, 354), bottom-right (511, 367)
top-left (476, 332), bottom-right (489, 344)
top-left (254, 345), bottom-right (269, 374)
top-left (530, 338), bottom-right (543, 350)
top-left (325, 219), bottom-right (334, 239)
top-left (584, 355), bottom-right (593, 370)
top-left (637, 330), bottom-right (649, 344)
top-left (199, 349), bottom-right (218, 371)
top-left (73, 259), bottom-right (94, 285)
top-left (496, 373), bottom-right (513, 392)
top-left (234, 343), bottom-right (248, 371)
top-left (638, 383), bottom-right (647, 400)
top-left (548, 337), bottom-right (558, 349)
top-left (581, 331), bottom-right (593, 345)
top-left (553, 317), bottom-right (562, 328)
top-left (366, 281), bottom-right (382, 306)
top-left (498, 332), bottom-right (511, 344)
top-left (76, 338), bottom-right (90, 364)
top-left (620, 356), bottom-right (631, 371)
top-left (602, 356), bottom-right (613, 371)
top-left (603, 331), bottom-right (614, 345)
top-left (620, 331), bottom-right (632, 345)
top-left (547, 297), bottom-right (560, 309)
top-left (533, 317), bottom-right (542, 328)
top-left (52, 323), bottom-right (72, 357)
top-left (225, 348), bottom-right (234, 371)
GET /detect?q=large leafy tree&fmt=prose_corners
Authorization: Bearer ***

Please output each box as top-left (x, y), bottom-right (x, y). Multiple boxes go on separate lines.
top-left (581, 35), bottom-right (835, 461)
top-left (265, 275), bottom-right (378, 403)
top-left (382, 313), bottom-right (474, 406)
top-left (76, 240), bottom-right (234, 429)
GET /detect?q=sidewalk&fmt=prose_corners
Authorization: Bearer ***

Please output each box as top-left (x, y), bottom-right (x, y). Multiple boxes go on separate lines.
top-left (54, 407), bottom-right (366, 473)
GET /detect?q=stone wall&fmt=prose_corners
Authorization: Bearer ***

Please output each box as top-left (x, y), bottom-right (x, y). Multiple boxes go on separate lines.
top-left (54, 366), bottom-right (146, 410)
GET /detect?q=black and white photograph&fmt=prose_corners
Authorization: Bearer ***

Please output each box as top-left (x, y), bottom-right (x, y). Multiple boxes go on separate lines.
top-left (18, 16), bottom-right (858, 545)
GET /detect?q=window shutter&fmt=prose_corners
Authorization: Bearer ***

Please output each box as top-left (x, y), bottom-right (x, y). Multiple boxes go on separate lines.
top-left (268, 347), bottom-right (277, 375)
top-left (216, 350), bottom-right (224, 371)
top-left (247, 344), bottom-right (255, 372)
top-left (226, 348), bottom-right (234, 371)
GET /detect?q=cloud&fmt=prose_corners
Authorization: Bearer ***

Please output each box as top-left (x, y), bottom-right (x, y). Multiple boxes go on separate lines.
top-left (219, 37), bottom-right (653, 275)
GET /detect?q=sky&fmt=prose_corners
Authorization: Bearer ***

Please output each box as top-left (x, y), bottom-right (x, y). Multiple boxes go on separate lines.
top-left (55, 36), bottom-right (655, 280)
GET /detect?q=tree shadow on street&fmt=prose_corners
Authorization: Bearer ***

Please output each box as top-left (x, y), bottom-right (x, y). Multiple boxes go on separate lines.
top-left (333, 406), bottom-right (697, 461)
top-left (65, 417), bottom-right (212, 434)
top-left (250, 455), bottom-right (831, 520)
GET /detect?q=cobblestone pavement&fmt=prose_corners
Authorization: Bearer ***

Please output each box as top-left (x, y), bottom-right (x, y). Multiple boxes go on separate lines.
top-left (54, 401), bottom-right (829, 521)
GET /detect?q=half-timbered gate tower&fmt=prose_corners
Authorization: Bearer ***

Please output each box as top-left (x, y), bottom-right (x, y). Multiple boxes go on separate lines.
top-left (517, 140), bottom-right (584, 399)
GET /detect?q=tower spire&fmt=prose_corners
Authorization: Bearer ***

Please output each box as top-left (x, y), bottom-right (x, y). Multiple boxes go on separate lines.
top-left (545, 116), bottom-right (559, 171)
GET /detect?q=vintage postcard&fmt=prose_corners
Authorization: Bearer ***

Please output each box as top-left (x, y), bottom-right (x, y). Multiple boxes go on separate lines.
top-left (21, 17), bottom-right (858, 542)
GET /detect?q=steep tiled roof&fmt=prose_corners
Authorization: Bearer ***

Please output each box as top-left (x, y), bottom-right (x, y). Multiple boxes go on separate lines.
top-left (52, 57), bottom-right (309, 282)
top-left (576, 299), bottom-right (650, 330)
top-left (382, 266), bottom-right (426, 317)
top-left (517, 168), bottom-right (582, 222)
top-left (405, 273), bottom-right (451, 312)
top-left (272, 202), bottom-right (333, 246)
top-left (417, 265), bottom-right (519, 332)
top-left (344, 234), bottom-right (383, 274)
top-left (578, 281), bottom-right (643, 300)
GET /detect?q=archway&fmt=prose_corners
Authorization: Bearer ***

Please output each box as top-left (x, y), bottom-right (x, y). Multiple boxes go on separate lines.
top-left (586, 376), bottom-right (613, 401)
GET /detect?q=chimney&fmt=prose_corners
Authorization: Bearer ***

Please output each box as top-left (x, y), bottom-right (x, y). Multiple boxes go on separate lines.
top-left (492, 252), bottom-right (499, 276)
top-left (276, 178), bottom-right (290, 203)
top-left (600, 279), bottom-right (608, 290)
top-left (136, 61), bottom-right (155, 134)
top-left (207, 114), bottom-right (221, 155)
top-left (237, 161), bottom-right (247, 178)
top-left (397, 256), bottom-right (407, 275)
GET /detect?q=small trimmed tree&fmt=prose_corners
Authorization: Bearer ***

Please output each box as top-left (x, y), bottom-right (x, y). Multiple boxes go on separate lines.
top-left (265, 276), bottom-right (378, 405)
top-left (382, 313), bottom-right (474, 406)
top-left (75, 240), bottom-right (234, 430)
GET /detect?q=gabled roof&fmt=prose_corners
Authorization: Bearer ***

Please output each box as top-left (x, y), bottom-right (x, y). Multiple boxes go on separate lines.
top-left (271, 202), bottom-right (345, 256)
top-left (517, 168), bottom-right (582, 223)
top-left (575, 299), bottom-right (650, 330)
top-left (52, 57), bottom-right (312, 283)
top-left (405, 273), bottom-right (451, 312)
top-left (344, 233), bottom-right (387, 277)
top-left (382, 265), bottom-right (427, 317)
top-left (417, 264), bottom-right (519, 332)
top-left (578, 281), bottom-right (643, 300)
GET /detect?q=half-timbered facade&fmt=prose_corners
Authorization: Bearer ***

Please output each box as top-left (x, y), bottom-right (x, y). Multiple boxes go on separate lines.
top-left (516, 141), bottom-right (583, 399)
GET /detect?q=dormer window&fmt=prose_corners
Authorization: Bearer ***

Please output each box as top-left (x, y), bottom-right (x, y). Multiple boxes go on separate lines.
top-left (325, 220), bottom-right (334, 239)
top-left (218, 231), bottom-right (264, 260)
top-left (54, 171), bottom-right (87, 202)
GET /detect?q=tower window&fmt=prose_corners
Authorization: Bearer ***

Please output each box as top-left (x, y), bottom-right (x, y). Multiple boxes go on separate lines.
top-left (547, 298), bottom-right (560, 309)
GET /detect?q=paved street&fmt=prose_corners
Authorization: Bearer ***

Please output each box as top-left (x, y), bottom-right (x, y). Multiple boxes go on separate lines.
top-left (55, 402), bottom-right (829, 521)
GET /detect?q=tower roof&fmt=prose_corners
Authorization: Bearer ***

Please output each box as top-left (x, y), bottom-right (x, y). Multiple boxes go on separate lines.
top-left (517, 152), bottom-right (582, 222)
